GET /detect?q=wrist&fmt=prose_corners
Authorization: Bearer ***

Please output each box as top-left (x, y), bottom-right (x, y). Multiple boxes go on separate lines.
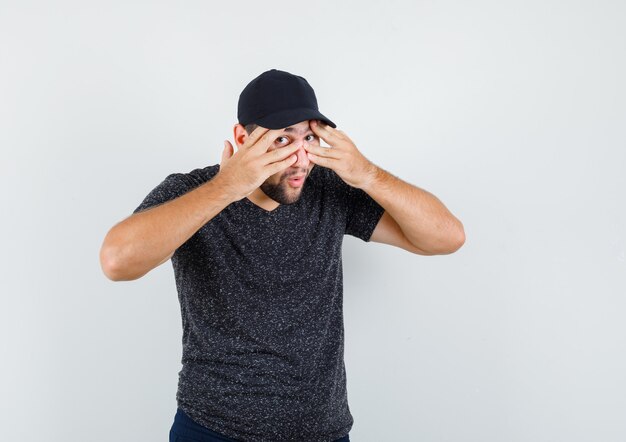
top-left (209, 171), bottom-right (240, 204)
top-left (358, 162), bottom-right (381, 192)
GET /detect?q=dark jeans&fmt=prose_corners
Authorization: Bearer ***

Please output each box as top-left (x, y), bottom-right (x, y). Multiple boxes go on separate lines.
top-left (169, 407), bottom-right (350, 442)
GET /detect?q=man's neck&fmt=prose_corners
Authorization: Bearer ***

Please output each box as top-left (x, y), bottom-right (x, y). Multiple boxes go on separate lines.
top-left (246, 188), bottom-right (280, 211)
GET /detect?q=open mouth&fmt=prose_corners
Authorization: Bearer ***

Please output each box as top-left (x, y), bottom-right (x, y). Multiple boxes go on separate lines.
top-left (287, 175), bottom-right (305, 187)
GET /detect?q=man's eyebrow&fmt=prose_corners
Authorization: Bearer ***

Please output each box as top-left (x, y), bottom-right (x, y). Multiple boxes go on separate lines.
top-left (282, 127), bottom-right (315, 134)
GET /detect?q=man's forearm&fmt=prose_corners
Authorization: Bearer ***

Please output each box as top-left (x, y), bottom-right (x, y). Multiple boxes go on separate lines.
top-left (100, 174), bottom-right (235, 281)
top-left (361, 165), bottom-right (465, 254)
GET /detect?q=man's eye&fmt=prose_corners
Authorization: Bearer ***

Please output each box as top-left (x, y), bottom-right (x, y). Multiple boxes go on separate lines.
top-left (275, 135), bottom-right (316, 146)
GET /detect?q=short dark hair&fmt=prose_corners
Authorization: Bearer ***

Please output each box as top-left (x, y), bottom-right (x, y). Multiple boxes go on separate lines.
top-left (244, 123), bottom-right (258, 135)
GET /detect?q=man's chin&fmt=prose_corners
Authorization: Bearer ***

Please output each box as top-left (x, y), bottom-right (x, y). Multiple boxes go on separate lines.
top-left (260, 180), bottom-right (304, 205)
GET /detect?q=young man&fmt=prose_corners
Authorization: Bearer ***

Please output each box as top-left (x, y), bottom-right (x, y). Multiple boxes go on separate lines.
top-left (100, 69), bottom-right (465, 442)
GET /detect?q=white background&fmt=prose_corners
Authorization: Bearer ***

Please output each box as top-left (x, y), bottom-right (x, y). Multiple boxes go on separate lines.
top-left (1, 0), bottom-right (625, 441)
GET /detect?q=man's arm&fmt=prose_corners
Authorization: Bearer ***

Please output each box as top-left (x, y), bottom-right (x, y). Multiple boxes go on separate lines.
top-left (100, 126), bottom-right (301, 282)
top-left (99, 174), bottom-right (235, 282)
top-left (368, 211), bottom-right (435, 255)
top-left (305, 120), bottom-right (465, 255)
top-left (364, 166), bottom-right (465, 255)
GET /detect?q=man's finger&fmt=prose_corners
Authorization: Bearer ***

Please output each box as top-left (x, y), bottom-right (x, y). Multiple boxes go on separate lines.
top-left (306, 150), bottom-right (337, 169)
top-left (311, 120), bottom-right (341, 144)
top-left (263, 143), bottom-right (302, 165)
top-left (242, 125), bottom-right (270, 149)
top-left (304, 144), bottom-right (341, 160)
top-left (222, 140), bottom-right (234, 162)
top-left (250, 128), bottom-right (285, 153)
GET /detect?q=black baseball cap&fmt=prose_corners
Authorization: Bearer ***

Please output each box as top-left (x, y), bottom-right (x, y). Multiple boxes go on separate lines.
top-left (237, 69), bottom-right (336, 129)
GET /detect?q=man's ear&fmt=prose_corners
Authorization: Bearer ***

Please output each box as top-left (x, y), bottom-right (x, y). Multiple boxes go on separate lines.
top-left (233, 124), bottom-right (248, 149)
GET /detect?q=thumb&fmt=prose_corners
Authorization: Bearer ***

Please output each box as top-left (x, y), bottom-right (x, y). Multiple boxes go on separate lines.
top-left (221, 140), bottom-right (234, 163)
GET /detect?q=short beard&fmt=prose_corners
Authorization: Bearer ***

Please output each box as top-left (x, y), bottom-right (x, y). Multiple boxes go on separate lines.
top-left (260, 175), bottom-right (304, 205)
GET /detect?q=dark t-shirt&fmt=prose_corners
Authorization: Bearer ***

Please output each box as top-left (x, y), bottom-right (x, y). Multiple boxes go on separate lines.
top-left (133, 164), bottom-right (385, 442)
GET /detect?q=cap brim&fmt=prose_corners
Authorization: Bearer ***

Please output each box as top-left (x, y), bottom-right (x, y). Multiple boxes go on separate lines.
top-left (252, 107), bottom-right (336, 129)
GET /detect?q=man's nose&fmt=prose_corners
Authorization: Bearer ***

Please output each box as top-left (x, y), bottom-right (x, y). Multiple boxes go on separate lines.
top-left (292, 140), bottom-right (310, 167)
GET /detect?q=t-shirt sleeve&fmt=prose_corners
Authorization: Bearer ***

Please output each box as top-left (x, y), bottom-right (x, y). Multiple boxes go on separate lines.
top-left (324, 168), bottom-right (385, 242)
top-left (344, 184), bottom-right (386, 242)
top-left (133, 173), bottom-right (195, 214)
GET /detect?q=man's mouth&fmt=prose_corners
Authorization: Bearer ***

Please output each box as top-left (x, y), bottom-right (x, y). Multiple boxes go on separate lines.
top-left (287, 175), bottom-right (305, 187)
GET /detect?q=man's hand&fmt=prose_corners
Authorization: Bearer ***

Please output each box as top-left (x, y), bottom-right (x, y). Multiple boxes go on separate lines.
top-left (217, 126), bottom-right (301, 201)
top-left (305, 120), bottom-right (377, 189)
